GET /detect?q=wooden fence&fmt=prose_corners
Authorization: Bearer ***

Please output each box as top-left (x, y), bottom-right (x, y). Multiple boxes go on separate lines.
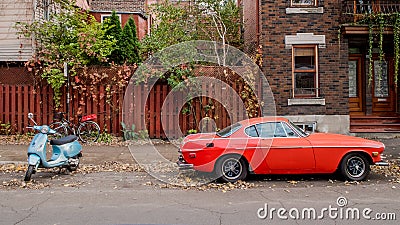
top-left (0, 84), bottom-right (125, 135)
top-left (124, 80), bottom-right (248, 139)
top-left (0, 66), bottom-right (261, 138)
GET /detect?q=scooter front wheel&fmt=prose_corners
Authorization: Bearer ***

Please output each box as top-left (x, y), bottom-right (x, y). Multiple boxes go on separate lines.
top-left (67, 156), bottom-right (80, 172)
top-left (24, 165), bottom-right (35, 181)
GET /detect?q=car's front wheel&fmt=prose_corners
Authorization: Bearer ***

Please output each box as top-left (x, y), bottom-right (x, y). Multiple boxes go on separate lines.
top-left (339, 153), bottom-right (370, 181)
top-left (215, 155), bottom-right (248, 183)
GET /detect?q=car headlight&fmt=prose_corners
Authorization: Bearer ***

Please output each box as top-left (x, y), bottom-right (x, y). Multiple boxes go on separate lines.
top-left (40, 126), bottom-right (49, 134)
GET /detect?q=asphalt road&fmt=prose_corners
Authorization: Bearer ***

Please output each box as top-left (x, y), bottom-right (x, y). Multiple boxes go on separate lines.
top-left (0, 139), bottom-right (400, 225)
top-left (0, 170), bottom-right (399, 225)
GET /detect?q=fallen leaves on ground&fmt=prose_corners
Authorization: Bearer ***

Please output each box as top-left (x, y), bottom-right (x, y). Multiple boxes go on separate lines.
top-left (2, 179), bottom-right (50, 189)
top-left (371, 159), bottom-right (400, 183)
top-left (78, 161), bottom-right (145, 173)
top-left (1, 159), bottom-right (399, 191)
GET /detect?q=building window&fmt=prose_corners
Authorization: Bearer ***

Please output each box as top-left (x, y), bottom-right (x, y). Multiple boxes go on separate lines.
top-left (43, 0), bottom-right (50, 20)
top-left (292, 45), bottom-right (319, 98)
top-left (291, 0), bottom-right (317, 7)
top-left (101, 14), bottom-right (122, 23)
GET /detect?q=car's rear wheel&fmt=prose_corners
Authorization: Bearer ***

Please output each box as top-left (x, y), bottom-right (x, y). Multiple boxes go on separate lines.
top-left (216, 155), bottom-right (247, 183)
top-left (339, 153), bottom-right (370, 181)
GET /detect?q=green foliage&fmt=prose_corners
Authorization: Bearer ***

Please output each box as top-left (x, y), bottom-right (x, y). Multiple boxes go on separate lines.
top-left (368, 23), bottom-right (374, 85)
top-left (187, 129), bottom-right (197, 135)
top-left (394, 13), bottom-right (400, 86)
top-left (120, 18), bottom-right (141, 64)
top-left (0, 121), bottom-right (12, 135)
top-left (351, 13), bottom-right (400, 86)
top-left (140, 0), bottom-right (242, 57)
top-left (15, 1), bottom-right (116, 108)
top-left (166, 65), bottom-right (195, 90)
top-left (126, 17), bottom-right (141, 64)
top-left (121, 122), bottom-right (148, 141)
top-left (137, 130), bottom-right (149, 139)
top-left (103, 11), bottom-right (123, 64)
top-left (97, 132), bottom-right (114, 143)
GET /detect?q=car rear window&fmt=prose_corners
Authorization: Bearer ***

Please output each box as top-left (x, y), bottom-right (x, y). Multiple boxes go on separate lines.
top-left (217, 123), bottom-right (242, 137)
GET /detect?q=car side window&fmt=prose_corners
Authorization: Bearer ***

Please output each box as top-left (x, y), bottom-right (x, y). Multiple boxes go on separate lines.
top-left (255, 123), bottom-right (274, 138)
top-left (282, 122), bottom-right (299, 137)
top-left (274, 122), bottom-right (287, 137)
top-left (245, 125), bottom-right (259, 137)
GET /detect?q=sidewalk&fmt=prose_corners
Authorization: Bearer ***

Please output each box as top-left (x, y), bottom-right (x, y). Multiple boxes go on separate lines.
top-left (0, 144), bottom-right (135, 165)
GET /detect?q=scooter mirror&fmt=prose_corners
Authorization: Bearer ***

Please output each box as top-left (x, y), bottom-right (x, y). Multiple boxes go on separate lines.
top-left (28, 113), bottom-right (33, 119)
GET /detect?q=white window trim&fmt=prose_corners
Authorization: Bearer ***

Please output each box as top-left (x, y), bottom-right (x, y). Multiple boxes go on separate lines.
top-left (286, 7), bottom-right (323, 14)
top-left (285, 33), bottom-right (326, 49)
top-left (291, 0), bottom-right (317, 7)
top-left (101, 14), bottom-right (122, 23)
top-left (288, 98), bottom-right (325, 106)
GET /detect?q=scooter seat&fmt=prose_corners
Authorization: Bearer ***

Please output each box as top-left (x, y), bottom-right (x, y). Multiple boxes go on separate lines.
top-left (50, 135), bottom-right (78, 145)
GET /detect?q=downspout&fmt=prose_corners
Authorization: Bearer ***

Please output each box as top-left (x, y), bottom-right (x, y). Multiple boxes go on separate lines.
top-left (31, 0), bottom-right (37, 57)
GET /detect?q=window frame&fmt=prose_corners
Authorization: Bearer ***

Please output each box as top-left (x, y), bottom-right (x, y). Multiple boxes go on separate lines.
top-left (291, 44), bottom-right (319, 98)
top-left (101, 14), bottom-right (122, 23)
top-left (244, 122), bottom-right (302, 138)
top-left (43, 0), bottom-right (50, 20)
top-left (290, 0), bottom-right (317, 7)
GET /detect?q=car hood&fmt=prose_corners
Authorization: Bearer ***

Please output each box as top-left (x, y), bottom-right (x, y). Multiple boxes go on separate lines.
top-left (306, 133), bottom-right (384, 148)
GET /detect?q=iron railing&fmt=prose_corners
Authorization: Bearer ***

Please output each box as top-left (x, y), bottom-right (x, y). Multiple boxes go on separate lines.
top-left (342, 0), bottom-right (400, 23)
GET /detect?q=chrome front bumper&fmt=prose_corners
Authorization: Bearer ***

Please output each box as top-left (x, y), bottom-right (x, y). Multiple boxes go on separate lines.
top-left (177, 155), bottom-right (193, 170)
top-left (375, 161), bottom-right (389, 166)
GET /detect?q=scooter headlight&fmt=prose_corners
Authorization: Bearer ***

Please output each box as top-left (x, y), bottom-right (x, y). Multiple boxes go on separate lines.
top-left (40, 125), bottom-right (49, 134)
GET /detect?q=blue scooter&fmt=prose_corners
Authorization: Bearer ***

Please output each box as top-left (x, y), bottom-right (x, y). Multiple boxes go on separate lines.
top-left (25, 113), bottom-right (82, 181)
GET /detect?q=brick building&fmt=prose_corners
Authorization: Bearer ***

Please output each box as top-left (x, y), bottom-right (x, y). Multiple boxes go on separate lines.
top-left (258, 0), bottom-right (400, 134)
top-left (88, 0), bottom-right (148, 40)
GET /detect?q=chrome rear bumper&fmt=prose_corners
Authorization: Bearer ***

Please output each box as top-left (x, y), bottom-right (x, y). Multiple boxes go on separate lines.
top-left (177, 155), bottom-right (193, 170)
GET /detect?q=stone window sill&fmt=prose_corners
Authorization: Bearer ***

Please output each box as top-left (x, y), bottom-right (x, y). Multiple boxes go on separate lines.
top-left (286, 7), bottom-right (324, 14)
top-left (288, 98), bottom-right (325, 106)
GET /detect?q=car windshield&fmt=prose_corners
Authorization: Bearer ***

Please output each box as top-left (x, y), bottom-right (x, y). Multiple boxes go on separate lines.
top-left (289, 121), bottom-right (309, 137)
top-left (216, 123), bottom-right (242, 137)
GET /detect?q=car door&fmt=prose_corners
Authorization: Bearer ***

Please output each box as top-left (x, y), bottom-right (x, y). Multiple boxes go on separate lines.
top-left (257, 122), bottom-right (315, 171)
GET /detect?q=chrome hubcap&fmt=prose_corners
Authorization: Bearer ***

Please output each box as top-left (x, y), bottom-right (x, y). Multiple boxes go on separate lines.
top-left (346, 156), bottom-right (365, 178)
top-left (222, 158), bottom-right (242, 179)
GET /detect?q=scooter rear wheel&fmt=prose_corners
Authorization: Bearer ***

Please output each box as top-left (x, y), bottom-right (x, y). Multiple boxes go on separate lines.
top-left (24, 165), bottom-right (35, 181)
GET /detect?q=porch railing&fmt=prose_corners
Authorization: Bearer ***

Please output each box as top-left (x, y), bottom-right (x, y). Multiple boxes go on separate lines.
top-left (341, 0), bottom-right (400, 23)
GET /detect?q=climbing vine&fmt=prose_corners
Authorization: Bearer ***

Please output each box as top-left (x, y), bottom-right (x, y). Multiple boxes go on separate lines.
top-left (394, 13), bottom-right (400, 85)
top-left (368, 22), bottom-right (374, 85)
top-left (348, 12), bottom-right (400, 87)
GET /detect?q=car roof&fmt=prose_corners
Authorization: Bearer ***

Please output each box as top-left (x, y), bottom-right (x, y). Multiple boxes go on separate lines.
top-left (238, 117), bottom-right (289, 127)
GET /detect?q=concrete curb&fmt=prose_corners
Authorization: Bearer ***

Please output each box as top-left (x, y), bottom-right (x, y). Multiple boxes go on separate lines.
top-left (0, 161), bottom-right (27, 165)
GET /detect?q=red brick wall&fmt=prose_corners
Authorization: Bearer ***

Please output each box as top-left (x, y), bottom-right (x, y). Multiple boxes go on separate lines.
top-left (90, 12), bottom-right (148, 40)
top-left (260, 0), bottom-right (349, 116)
top-left (242, 0), bottom-right (260, 54)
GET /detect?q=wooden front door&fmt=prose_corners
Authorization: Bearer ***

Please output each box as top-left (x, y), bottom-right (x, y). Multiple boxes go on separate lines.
top-left (371, 57), bottom-right (396, 115)
top-left (349, 55), bottom-right (364, 115)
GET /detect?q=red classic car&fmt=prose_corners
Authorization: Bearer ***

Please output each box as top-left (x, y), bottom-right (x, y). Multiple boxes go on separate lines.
top-left (177, 117), bottom-right (388, 182)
